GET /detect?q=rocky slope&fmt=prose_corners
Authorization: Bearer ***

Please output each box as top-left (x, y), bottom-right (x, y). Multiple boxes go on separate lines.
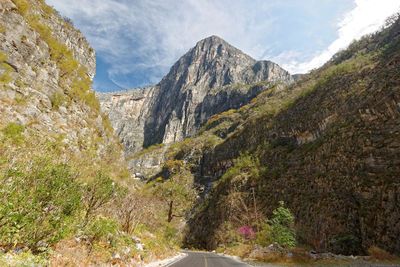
top-left (98, 36), bottom-right (293, 158)
top-left (0, 0), bottom-right (127, 180)
top-left (151, 16), bottom-right (400, 255)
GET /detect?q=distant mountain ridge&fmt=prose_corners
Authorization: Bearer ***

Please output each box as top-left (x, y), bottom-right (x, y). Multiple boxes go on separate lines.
top-left (98, 35), bottom-right (294, 160)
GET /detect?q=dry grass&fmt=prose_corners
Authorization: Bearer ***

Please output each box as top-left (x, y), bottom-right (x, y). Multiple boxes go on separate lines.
top-left (368, 246), bottom-right (397, 261)
top-left (254, 248), bottom-right (313, 264)
top-left (290, 248), bottom-right (314, 264)
top-left (258, 251), bottom-right (283, 262)
top-left (50, 239), bottom-right (93, 267)
top-left (225, 244), bottom-right (252, 259)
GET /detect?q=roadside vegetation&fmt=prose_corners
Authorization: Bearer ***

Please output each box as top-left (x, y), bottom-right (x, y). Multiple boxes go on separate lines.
top-left (2, 0), bottom-right (400, 265)
top-left (0, 121), bottom-right (188, 265)
top-left (0, 0), bottom-right (190, 265)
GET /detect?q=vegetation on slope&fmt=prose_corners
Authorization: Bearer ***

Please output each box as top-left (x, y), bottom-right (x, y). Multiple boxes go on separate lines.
top-left (154, 13), bottom-right (400, 262)
top-left (0, 124), bottom-right (188, 264)
top-left (0, 0), bottom-right (190, 265)
top-left (12, 0), bottom-right (100, 112)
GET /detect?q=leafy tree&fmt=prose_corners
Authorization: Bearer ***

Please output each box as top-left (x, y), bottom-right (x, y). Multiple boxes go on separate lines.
top-left (269, 201), bottom-right (296, 248)
top-left (153, 160), bottom-right (196, 223)
top-left (256, 201), bottom-right (296, 248)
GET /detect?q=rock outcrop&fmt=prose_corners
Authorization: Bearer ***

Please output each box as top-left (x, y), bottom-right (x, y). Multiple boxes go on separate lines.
top-left (98, 36), bottom-right (293, 157)
top-left (0, 0), bottom-right (126, 179)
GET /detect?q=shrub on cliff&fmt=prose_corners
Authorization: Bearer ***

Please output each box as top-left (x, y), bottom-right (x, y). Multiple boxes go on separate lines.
top-left (220, 152), bottom-right (261, 183)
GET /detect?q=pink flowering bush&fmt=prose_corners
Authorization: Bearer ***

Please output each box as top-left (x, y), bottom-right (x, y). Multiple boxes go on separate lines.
top-left (238, 226), bottom-right (256, 240)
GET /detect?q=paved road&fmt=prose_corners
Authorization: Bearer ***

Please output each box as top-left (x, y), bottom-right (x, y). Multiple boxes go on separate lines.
top-left (167, 251), bottom-right (251, 267)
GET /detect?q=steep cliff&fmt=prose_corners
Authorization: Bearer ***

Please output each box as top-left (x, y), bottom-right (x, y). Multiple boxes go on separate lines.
top-left (0, 2), bottom-right (189, 264)
top-left (0, 0), bottom-right (127, 180)
top-left (156, 17), bottom-right (400, 255)
top-left (98, 36), bottom-right (293, 158)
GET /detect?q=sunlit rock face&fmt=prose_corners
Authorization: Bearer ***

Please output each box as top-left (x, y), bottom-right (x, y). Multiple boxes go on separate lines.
top-left (98, 35), bottom-right (293, 157)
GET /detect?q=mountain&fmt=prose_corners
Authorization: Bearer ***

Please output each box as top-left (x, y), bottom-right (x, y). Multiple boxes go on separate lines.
top-left (0, 0), bottom-right (126, 179)
top-left (141, 15), bottom-right (400, 255)
top-left (2, 0), bottom-right (399, 264)
top-left (97, 36), bottom-right (293, 160)
top-left (0, 1), bottom-right (150, 264)
top-left (0, 1), bottom-right (191, 265)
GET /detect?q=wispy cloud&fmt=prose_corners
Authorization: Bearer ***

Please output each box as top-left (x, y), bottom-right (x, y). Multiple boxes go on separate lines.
top-left (46, 0), bottom-right (277, 90)
top-left (272, 0), bottom-right (400, 74)
top-left (46, 0), bottom-right (398, 90)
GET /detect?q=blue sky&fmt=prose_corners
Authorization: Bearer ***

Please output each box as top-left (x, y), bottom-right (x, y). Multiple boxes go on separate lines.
top-left (46, 0), bottom-right (400, 92)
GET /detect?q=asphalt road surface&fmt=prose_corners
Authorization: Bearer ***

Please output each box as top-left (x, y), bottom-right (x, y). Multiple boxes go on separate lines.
top-left (166, 251), bottom-right (251, 267)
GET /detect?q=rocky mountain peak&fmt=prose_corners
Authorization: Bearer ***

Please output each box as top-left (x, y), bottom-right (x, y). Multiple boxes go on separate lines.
top-left (99, 36), bottom-right (294, 157)
top-left (191, 35), bottom-right (255, 64)
top-left (159, 35), bottom-right (257, 91)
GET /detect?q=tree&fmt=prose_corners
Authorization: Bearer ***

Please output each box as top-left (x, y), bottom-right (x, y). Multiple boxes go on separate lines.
top-left (63, 16), bottom-right (74, 27)
top-left (256, 201), bottom-right (296, 248)
top-left (153, 160), bottom-right (196, 223)
top-left (269, 201), bottom-right (296, 248)
top-left (114, 191), bottom-right (156, 234)
top-left (82, 171), bottom-right (121, 226)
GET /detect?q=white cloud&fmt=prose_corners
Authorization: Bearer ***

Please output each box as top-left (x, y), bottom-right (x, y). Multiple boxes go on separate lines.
top-left (46, 0), bottom-right (275, 90)
top-left (46, 0), bottom-right (400, 89)
top-left (274, 0), bottom-right (400, 74)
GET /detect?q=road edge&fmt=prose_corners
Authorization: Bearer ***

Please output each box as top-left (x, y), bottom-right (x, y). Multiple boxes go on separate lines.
top-left (216, 252), bottom-right (253, 266)
top-left (142, 252), bottom-right (187, 267)
top-left (163, 252), bottom-right (188, 267)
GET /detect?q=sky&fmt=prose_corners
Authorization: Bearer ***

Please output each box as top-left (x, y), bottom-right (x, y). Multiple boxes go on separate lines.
top-left (46, 0), bottom-right (400, 92)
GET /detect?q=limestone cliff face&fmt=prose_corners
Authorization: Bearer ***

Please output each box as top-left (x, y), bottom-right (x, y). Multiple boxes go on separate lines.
top-left (98, 36), bottom-right (293, 157)
top-left (96, 86), bottom-right (158, 156)
top-left (0, 0), bottom-right (126, 178)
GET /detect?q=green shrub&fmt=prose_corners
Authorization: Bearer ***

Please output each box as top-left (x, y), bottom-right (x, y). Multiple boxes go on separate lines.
top-left (0, 52), bottom-right (13, 85)
top-left (0, 67), bottom-right (12, 85)
top-left (1, 122), bottom-right (25, 144)
top-left (0, 160), bottom-right (82, 251)
top-left (333, 233), bottom-right (361, 255)
top-left (14, 95), bottom-right (27, 105)
top-left (368, 246), bottom-right (397, 261)
top-left (163, 223), bottom-right (179, 246)
top-left (215, 221), bottom-right (243, 247)
top-left (84, 217), bottom-right (117, 245)
top-left (256, 201), bottom-right (296, 248)
top-left (269, 201), bottom-right (296, 248)
top-left (0, 52), bottom-right (7, 62)
top-left (49, 92), bottom-right (65, 109)
top-left (255, 222), bottom-right (273, 247)
top-left (220, 152), bottom-right (261, 183)
top-left (12, 0), bottom-right (30, 16)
